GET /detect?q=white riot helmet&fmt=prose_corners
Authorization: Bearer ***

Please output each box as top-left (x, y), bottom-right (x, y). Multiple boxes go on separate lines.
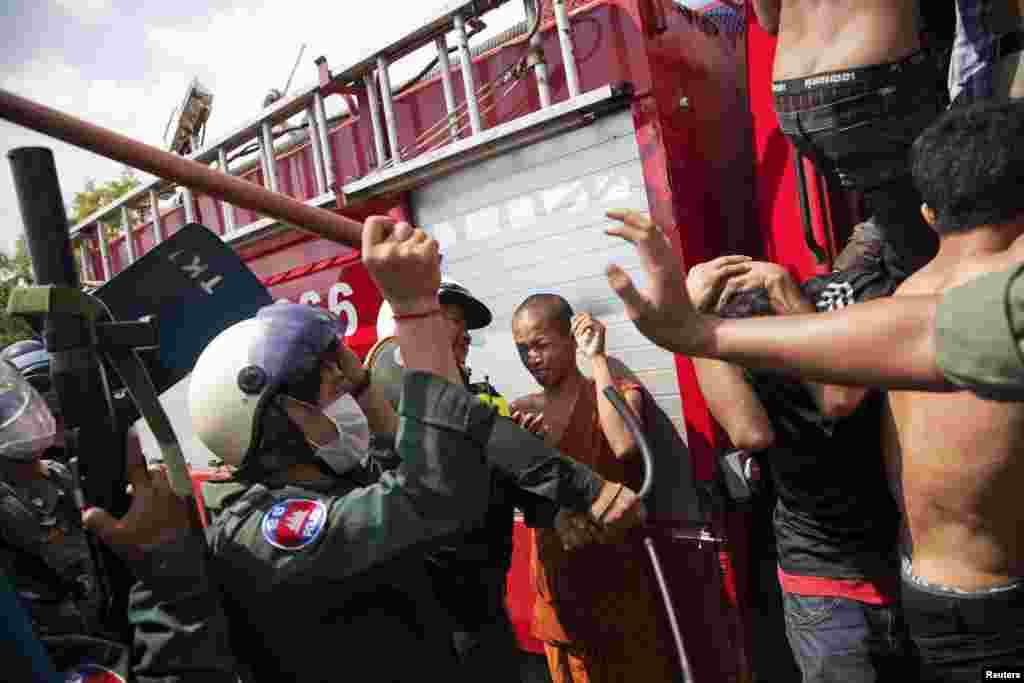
top-left (375, 277), bottom-right (492, 339)
top-left (189, 302), bottom-right (346, 468)
top-left (0, 360), bottom-right (56, 461)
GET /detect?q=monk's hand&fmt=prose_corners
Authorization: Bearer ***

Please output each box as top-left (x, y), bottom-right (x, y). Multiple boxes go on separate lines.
top-left (588, 481), bottom-right (646, 544)
top-left (685, 255), bottom-right (753, 313)
top-left (604, 209), bottom-right (710, 356)
top-left (554, 509), bottom-right (605, 551)
top-left (362, 215), bottom-right (441, 316)
top-left (571, 312), bottom-right (606, 358)
top-left (82, 436), bottom-right (192, 562)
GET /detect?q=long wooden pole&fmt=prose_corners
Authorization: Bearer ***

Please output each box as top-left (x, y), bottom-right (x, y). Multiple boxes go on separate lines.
top-left (0, 88), bottom-right (365, 248)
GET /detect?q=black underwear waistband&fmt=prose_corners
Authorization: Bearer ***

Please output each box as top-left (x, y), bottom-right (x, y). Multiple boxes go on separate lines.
top-left (772, 50), bottom-right (931, 97)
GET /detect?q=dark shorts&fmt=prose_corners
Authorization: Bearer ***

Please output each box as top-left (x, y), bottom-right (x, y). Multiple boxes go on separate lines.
top-left (901, 559), bottom-right (1024, 682)
top-left (773, 51), bottom-right (944, 192)
top-left (782, 592), bottom-right (913, 683)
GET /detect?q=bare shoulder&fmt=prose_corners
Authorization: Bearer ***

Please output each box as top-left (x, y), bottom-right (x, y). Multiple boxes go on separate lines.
top-left (893, 264), bottom-right (943, 296)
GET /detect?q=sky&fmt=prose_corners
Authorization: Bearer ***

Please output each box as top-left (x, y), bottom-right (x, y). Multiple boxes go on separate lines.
top-left (0, 0), bottom-right (526, 256)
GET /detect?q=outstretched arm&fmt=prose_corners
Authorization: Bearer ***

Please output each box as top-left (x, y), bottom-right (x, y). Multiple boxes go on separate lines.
top-left (603, 209), bottom-right (950, 391)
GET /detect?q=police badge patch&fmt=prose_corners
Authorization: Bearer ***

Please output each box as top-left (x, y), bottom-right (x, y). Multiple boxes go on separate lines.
top-left (65, 664), bottom-right (126, 683)
top-left (261, 498), bottom-right (328, 550)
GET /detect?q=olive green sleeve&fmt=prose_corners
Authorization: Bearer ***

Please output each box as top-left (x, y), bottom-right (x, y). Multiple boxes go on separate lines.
top-left (935, 264), bottom-right (1024, 401)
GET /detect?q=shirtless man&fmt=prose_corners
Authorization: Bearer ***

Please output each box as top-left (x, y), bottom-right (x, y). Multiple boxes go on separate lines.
top-left (755, 0), bottom-right (942, 272)
top-left (882, 100), bottom-right (1024, 681)
top-left (604, 100), bottom-right (1024, 681)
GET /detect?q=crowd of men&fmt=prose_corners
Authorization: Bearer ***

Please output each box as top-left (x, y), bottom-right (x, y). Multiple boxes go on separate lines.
top-left (3, 2), bottom-right (1024, 682)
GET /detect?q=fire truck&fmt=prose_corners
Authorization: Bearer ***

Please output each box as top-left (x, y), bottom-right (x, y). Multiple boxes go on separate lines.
top-left (60, 1), bottom-right (879, 679)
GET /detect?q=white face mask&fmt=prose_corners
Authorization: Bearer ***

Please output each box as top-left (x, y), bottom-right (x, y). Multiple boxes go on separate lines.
top-left (315, 394), bottom-right (371, 475)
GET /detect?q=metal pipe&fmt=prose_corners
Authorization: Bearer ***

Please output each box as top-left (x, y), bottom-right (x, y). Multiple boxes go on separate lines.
top-left (313, 92), bottom-right (336, 189)
top-left (258, 126), bottom-right (273, 188)
top-left (454, 13), bottom-right (483, 134)
top-left (182, 187), bottom-right (196, 224)
top-left (435, 36), bottom-right (460, 141)
top-left (602, 386), bottom-right (693, 683)
top-left (76, 238), bottom-right (94, 281)
top-left (96, 224), bottom-right (112, 281)
top-left (363, 73), bottom-right (388, 168)
top-left (553, 0), bottom-right (581, 98)
top-left (121, 206), bottom-right (137, 263)
top-left (793, 152), bottom-right (827, 264)
top-left (260, 121), bottom-right (279, 192)
top-left (148, 189), bottom-right (164, 243)
top-left (306, 104), bottom-right (328, 194)
top-left (377, 56), bottom-right (401, 163)
top-left (525, 0), bottom-right (552, 107)
top-left (7, 148), bottom-right (78, 286)
top-left (0, 89), bottom-right (364, 247)
top-left (216, 148), bottom-right (236, 233)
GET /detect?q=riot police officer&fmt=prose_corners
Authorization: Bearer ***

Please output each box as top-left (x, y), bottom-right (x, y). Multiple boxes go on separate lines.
top-left (0, 359), bottom-right (238, 682)
top-left (0, 339), bottom-right (104, 640)
top-left (194, 218), bottom-right (507, 681)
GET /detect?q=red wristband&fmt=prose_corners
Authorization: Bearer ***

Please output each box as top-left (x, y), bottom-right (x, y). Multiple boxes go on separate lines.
top-left (392, 308), bottom-right (441, 322)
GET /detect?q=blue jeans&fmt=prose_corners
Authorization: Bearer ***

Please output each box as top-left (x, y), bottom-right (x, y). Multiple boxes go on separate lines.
top-left (783, 593), bottom-right (914, 683)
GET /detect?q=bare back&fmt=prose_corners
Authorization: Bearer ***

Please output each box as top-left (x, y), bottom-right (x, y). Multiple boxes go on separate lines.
top-left (885, 245), bottom-right (1024, 590)
top-left (773, 0), bottom-right (921, 79)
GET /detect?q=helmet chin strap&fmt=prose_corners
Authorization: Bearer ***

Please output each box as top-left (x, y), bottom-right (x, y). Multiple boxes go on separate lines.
top-left (240, 400), bottom-right (321, 479)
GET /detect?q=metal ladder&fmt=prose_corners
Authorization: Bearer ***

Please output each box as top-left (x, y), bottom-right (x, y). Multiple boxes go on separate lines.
top-left (68, 0), bottom-right (585, 283)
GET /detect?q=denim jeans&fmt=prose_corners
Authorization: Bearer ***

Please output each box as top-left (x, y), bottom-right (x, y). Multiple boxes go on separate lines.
top-left (783, 593), bottom-right (914, 683)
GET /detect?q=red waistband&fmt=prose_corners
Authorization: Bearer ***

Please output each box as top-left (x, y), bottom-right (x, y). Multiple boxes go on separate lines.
top-left (777, 566), bottom-right (899, 605)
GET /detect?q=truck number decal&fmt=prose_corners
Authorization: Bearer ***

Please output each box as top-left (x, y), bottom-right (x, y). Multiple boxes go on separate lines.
top-left (278, 282), bottom-right (359, 337)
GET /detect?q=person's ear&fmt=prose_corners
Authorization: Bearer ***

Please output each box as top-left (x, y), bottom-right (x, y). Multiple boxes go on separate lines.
top-left (921, 203), bottom-right (938, 231)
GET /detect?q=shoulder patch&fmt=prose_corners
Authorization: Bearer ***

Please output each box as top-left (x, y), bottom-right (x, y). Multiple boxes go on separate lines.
top-left (261, 498), bottom-right (327, 550)
top-left (65, 664), bottom-right (126, 683)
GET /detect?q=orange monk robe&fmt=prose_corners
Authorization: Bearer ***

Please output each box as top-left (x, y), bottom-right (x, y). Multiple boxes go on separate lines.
top-left (531, 378), bottom-right (678, 683)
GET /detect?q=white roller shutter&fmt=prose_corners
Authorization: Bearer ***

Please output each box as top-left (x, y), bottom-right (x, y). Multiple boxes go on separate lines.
top-left (412, 109), bottom-right (687, 439)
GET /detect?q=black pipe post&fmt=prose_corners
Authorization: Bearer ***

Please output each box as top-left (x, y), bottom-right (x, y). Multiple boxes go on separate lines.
top-left (6, 147), bottom-right (128, 516)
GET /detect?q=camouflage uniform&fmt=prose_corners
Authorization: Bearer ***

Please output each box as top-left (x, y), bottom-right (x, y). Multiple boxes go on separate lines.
top-left (202, 371), bottom-right (500, 682)
top-left (0, 459), bottom-right (102, 637)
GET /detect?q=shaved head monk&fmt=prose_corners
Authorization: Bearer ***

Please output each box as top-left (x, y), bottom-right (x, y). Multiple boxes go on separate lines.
top-left (508, 295), bottom-right (681, 683)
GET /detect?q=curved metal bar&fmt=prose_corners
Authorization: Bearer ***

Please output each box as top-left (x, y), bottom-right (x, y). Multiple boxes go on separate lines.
top-left (601, 384), bottom-right (694, 683)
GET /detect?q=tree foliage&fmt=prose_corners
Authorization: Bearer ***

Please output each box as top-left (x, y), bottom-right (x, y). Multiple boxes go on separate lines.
top-left (0, 169), bottom-right (141, 350)
top-left (69, 168), bottom-right (141, 239)
top-left (0, 247), bottom-right (37, 348)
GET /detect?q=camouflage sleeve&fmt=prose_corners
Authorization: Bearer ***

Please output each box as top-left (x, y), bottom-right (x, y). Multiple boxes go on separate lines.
top-left (488, 416), bottom-right (606, 528)
top-left (935, 264), bottom-right (1024, 401)
top-left (368, 407), bottom-right (606, 528)
top-left (127, 530), bottom-right (239, 682)
top-left (227, 371), bottom-right (496, 583)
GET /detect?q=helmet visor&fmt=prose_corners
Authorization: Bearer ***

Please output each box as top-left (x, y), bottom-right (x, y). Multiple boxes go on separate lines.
top-left (0, 362), bottom-right (56, 460)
